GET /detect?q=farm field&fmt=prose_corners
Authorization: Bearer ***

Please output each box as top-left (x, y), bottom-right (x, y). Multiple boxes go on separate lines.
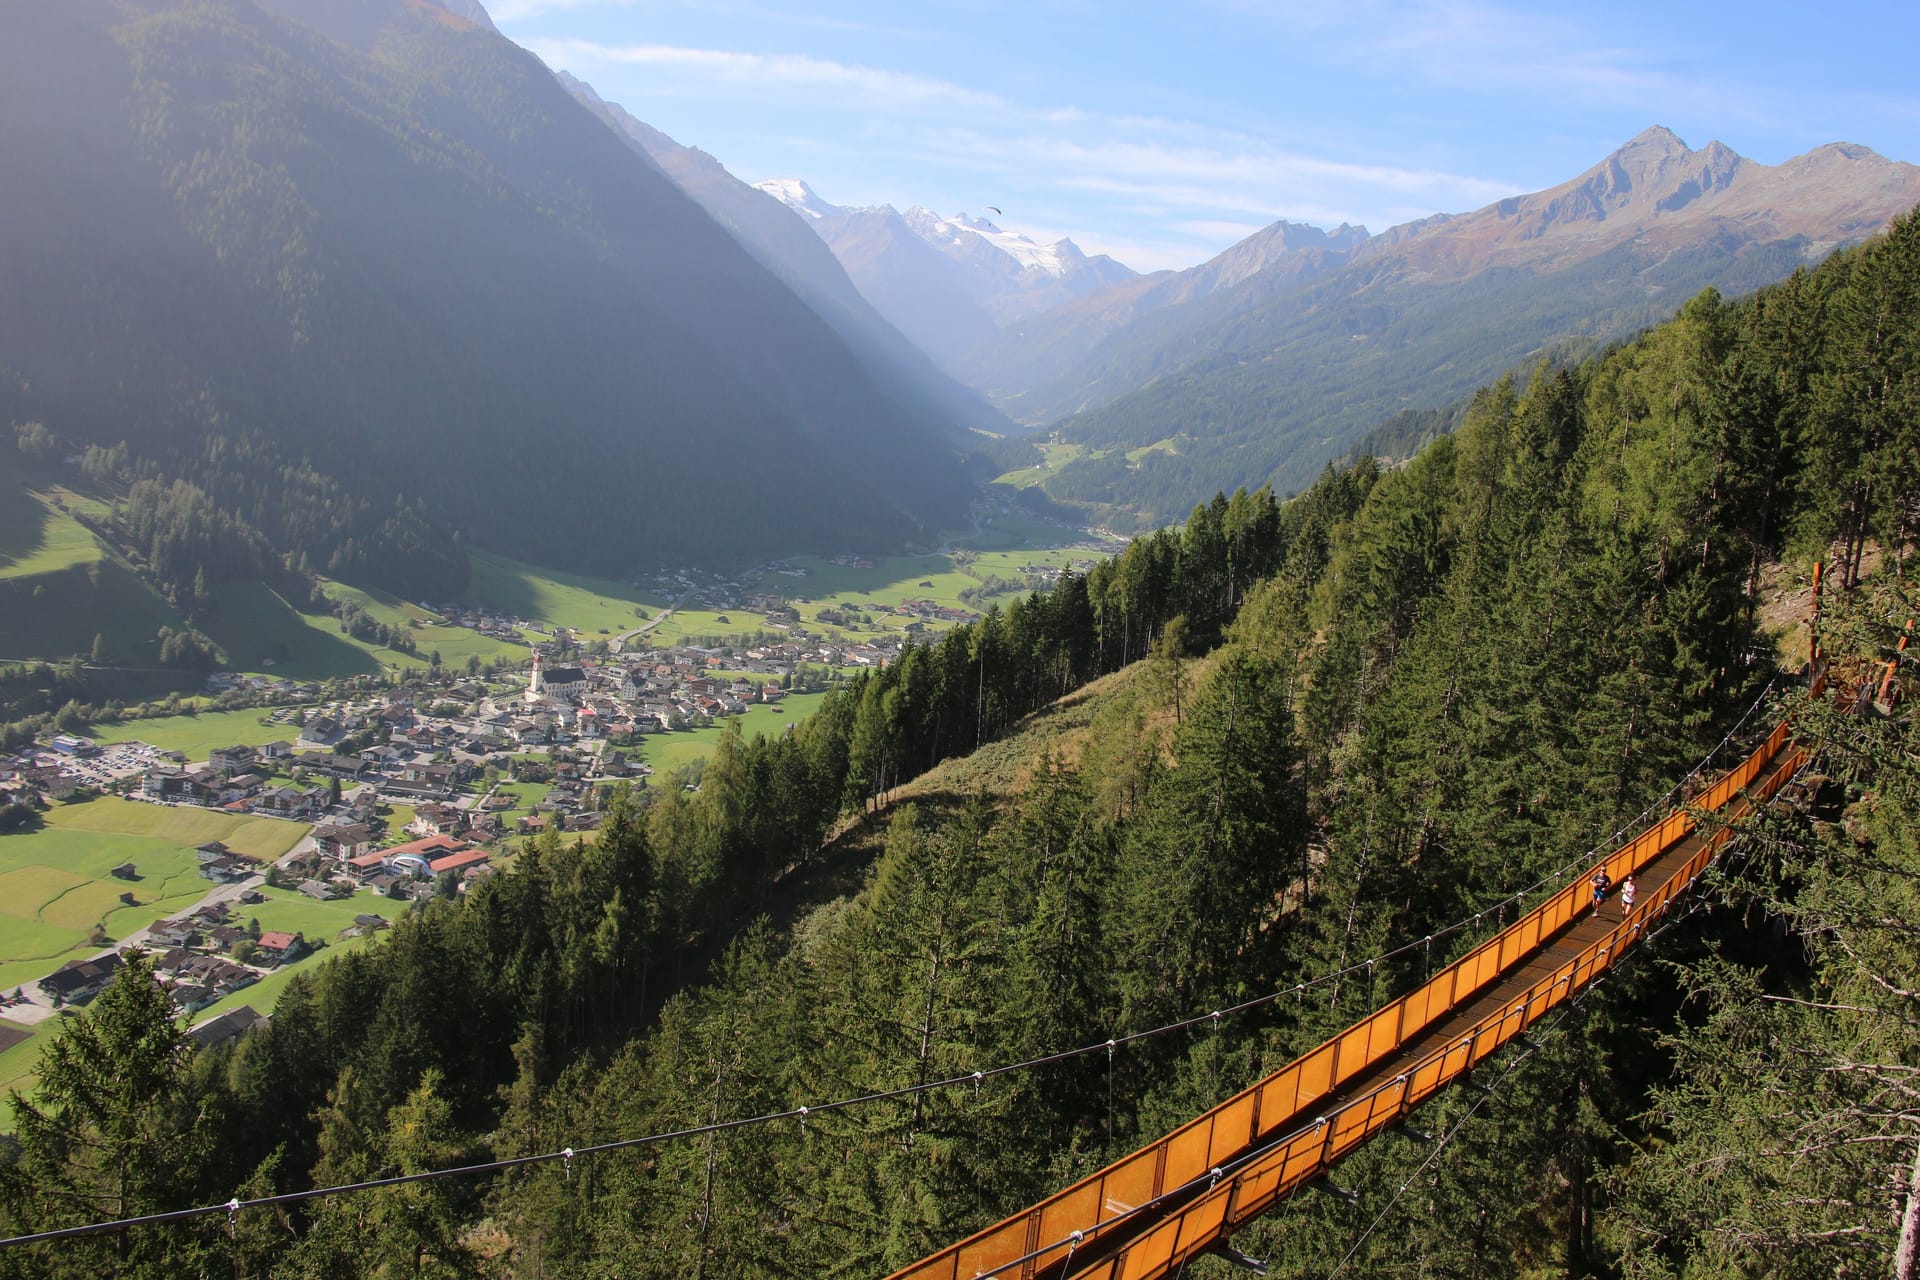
top-left (635, 692), bottom-right (830, 775)
top-left (0, 799), bottom-right (306, 991)
top-left (641, 607), bottom-right (762, 647)
top-left (0, 834), bottom-right (201, 992)
top-left (93, 707), bottom-right (298, 760)
top-left (43, 799), bottom-right (306, 860)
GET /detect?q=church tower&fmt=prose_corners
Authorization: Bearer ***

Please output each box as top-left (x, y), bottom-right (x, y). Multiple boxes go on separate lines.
top-left (525, 649), bottom-right (545, 706)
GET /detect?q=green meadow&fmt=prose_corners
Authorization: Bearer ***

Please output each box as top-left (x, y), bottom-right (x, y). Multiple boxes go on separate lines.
top-left (634, 692), bottom-right (830, 775)
top-left (466, 551), bottom-right (669, 636)
top-left (198, 582), bottom-right (385, 680)
top-left (0, 798), bottom-right (304, 991)
top-left (990, 440), bottom-right (1087, 490)
top-left (0, 493), bottom-right (103, 581)
top-left (0, 556), bottom-right (187, 667)
top-left (481, 780), bottom-right (547, 826)
top-left (93, 707), bottom-right (297, 760)
top-left (0, 1022), bottom-right (46, 1113)
top-left (239, 883), bottom-right (379, 943)
top-left (318, 579), bottom-right (528, 670)
top-left (0, 449), bottom-right (517, 677)
top-left (0, 453), bottom-right (190, 666)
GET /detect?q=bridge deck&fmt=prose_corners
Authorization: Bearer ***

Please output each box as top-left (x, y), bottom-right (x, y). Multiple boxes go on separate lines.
top-left (885, 715), bottom-right (1805, 1280)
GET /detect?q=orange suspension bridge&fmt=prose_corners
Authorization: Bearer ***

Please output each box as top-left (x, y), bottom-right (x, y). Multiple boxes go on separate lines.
top-left (884, 705), bottom-right (1812, 1280)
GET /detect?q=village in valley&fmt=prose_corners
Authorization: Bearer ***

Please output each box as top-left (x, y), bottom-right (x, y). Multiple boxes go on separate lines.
top-left (0, 536), bottom-right (1117, 1071)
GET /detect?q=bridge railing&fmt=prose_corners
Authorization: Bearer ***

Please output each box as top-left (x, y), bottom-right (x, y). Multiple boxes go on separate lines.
top-left (1077, 727), bottom-right (1806, 1280)
top-left (888, 714), bottom-right (1801, 1280)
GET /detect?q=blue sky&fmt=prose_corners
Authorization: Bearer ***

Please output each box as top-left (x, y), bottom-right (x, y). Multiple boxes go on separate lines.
top-left (496, 0), bottom-right (1920, 273)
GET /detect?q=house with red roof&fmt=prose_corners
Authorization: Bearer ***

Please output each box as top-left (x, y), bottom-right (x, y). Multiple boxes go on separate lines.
top-left (254, 930), bottom-right (306, 966)
top-left (427, 848), bottom-right (490, 877)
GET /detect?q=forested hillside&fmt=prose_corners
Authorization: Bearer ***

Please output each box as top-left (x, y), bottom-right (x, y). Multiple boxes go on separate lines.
top-left (1011, 132), bottom-right (1920, 534)
top-left (2, 211), bottom-right (1916, 1278)
top-left (0, 0), bottom-right (973, 591)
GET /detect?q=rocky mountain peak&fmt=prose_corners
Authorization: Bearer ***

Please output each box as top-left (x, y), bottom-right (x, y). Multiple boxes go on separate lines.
top-left (427, 0), bottom-right (496, 32)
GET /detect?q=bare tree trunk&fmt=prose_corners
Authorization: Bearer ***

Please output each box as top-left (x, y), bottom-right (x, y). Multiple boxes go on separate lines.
top-left (1892, 1138), bottom-right (1920, 1280)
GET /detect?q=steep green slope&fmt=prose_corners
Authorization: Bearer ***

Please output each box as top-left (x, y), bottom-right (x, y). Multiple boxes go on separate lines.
top-left (1045, 233), bottom-right (1818, 526)
top-left (0, 0), bottom-right (972, 584)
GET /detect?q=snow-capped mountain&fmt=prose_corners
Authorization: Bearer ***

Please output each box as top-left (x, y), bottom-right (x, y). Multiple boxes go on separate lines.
top-left (755, 178), bottom-right (847, 223)
top-left (902, 207), bottom-right (1077, 279)
top-left (756, 179), bottom-right (1137, 357)
top-left (551, 74), bottom-right (1015, 439)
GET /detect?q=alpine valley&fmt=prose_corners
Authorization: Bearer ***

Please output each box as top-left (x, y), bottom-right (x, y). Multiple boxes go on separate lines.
top-left (2, 2), bottom-right (1920, 1279)
top-left (770, 128), bottom-right (1920, 529)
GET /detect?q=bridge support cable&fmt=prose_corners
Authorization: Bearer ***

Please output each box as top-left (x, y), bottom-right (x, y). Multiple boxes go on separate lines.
top-left (886, 713), bottom-right (1810, 1280)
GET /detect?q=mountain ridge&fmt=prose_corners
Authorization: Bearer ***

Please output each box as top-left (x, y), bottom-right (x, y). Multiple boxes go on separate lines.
top-left (0, 0), bottom-right (975, 584)
top-left (757, 177), bottom-right (1137, 371)
top-left (963, 127), bottom-right (1920, 527)
top-left (551, 70), bottom-right (1017, 445)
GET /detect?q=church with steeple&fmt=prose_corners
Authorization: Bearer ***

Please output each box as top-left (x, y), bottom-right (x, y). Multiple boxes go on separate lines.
top-left (525, 649), bottom-right (588, 706)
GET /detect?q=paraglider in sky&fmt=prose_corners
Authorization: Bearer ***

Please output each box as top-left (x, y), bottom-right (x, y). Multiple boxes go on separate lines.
top-left (986, 206), bottom-right (1002, 216)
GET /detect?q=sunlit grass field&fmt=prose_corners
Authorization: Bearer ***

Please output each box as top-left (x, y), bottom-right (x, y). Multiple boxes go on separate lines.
top-left (93, 707), bottom-right (298, 760)
top-left (634, 692), bottom-right (830, 775)
top-left (0, 798), bottom-right (301, 991)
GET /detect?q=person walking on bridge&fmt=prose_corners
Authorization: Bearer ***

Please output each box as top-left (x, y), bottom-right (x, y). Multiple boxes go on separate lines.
top-left (1620, 874), bottom-right (1636, 919)
top-left (1591, 869), bottom-right (1612, 911)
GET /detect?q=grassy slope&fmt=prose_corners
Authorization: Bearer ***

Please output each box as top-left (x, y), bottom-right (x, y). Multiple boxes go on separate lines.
top-left (807, 661), bottom-right (1161, 884)
top-left (198, 582), bottom-right (385, 680)
top-left (238, 883), bottom-right (380, 942)
top-left (0, 1022), bottom-right (45, 1108)
top-left (0, 496), bottom-right (100, 580)
top-left (0, 454), bottom-right (519, 677)
top-left (319, 579), bottom-right (528, 669)
top-left (0, 452), bottom-right (189, 666)
top-left (467, 550), bottom-right (668, 635)
top-left (200, 580), bottom-right (527, 681)
top-left (0, 799), bottom-right (306, 990)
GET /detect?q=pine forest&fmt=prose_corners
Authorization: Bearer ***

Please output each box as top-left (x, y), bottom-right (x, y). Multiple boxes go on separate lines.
top-left (3, 204), bottom-right (1919, 1280)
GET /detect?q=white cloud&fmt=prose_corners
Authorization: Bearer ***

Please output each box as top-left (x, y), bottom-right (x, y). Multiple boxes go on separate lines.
top-left (527, 30), bottom-right (1527, 269)
top-left (489, 0), bottom-right (635, 21)
top-left (524, 38), bottom-right (1004, 110)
